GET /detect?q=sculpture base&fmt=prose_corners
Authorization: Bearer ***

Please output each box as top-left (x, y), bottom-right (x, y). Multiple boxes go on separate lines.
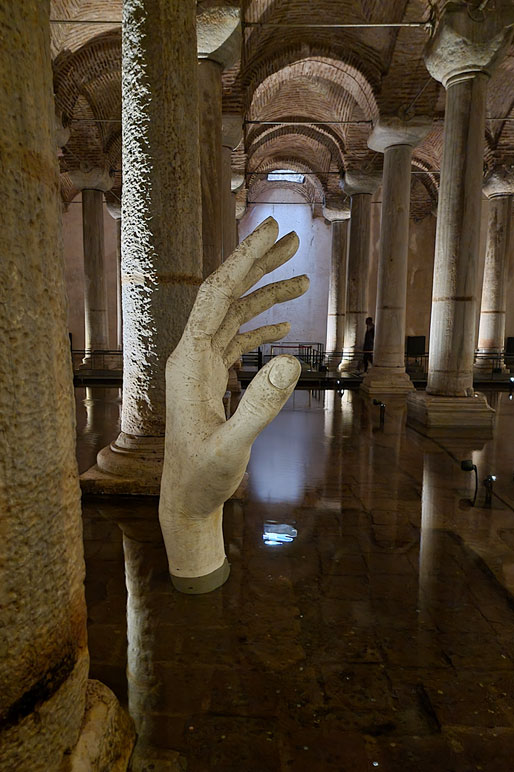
top-left (360, 368), bottom-right (414, 396)
top-left (406, 391), bottom-right (495, 437)
top-left (171, 557), bottom-right (230, 594)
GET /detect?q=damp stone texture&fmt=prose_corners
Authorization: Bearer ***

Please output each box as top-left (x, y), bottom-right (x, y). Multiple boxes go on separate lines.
top-left (0, 1), bottom-right (89, 767)
top-left (94, 0), bottom-right (203, 490)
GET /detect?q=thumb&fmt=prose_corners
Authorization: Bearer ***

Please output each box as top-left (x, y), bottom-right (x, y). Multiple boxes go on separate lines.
top-left (213, 355), bottom-right (301, 452)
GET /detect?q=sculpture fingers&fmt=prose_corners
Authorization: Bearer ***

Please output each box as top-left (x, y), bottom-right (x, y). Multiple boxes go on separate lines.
top-left (186, 216), bottom-right (279, 338)
top-left (239, 230), bottom-right (300, 296)
top-left (214, 274), bottom-right (309, 352)
top-left (223, 322), bottom-right (291, 367)
top-left (211, 355), bottom-right (301, 452)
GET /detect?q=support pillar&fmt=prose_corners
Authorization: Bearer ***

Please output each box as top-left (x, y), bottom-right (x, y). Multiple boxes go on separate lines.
top-left (0, 1), bottom-right (132, 767)
top-left (106, 195), bottom-right (123, 350)
top-left (407, 2), bottom-right (513, 434)
top-left (338, 171), bottom-right (380, 372)
top-left (476, 168), bottom-right (514, 371)
top-left (361, 115), bottom-right (430, 396)
top-left (90, 0), bottom-right (204, 492)
top-left (197, 7), bottom-right (241, 277)
top-left (222, 114), bottom-right (243, 259)
top-left (323, 204), bottom-right (350, 366)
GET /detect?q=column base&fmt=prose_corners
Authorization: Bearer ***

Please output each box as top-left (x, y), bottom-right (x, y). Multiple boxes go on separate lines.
top-left (338, 357), bottom-right (361, 373)
top-left (360, 368), bottom-right (414, 396)
top-left (406, 391), bottom-right (495, 437)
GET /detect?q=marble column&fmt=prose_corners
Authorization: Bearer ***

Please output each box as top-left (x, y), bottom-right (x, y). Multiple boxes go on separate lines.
top-left (361, 116), bottom-right (431, 396)
top-left (92, 0), bottom-right (203, 491)
top-left (222, 114), bottom-right (243, 259)
top-left (407, 2), bottom-right (513, 433)
top-left (338, 171), bottom-right (380, 372)
top-left (0, 2), bottom-right (132, 767)
top-left (70, 166), bottom-right (113, 357)
top-left (323, 204), bottom-right (350, 364)
top-left (197, 7), bottom-right (241, 277)
top-left (476, 168), bottom-right (514, 371)
top-left (105, 196), bottom-right (123, 350)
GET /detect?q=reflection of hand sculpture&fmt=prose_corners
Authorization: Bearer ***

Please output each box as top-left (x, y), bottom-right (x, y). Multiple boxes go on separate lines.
top-left (159, 217), bottom-right (309, 593)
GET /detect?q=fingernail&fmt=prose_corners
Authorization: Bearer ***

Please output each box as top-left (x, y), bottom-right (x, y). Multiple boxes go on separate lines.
top-left (268, 356), bottom-right (301, 389)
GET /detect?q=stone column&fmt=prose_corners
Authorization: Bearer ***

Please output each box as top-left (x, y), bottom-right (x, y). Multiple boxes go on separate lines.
top-left (91, 0), bottom-right (203, 491)
top-left (197, 8), bottom-right (241, 277)
top-left (69, 166), bottom-right (113, 357)
top-left (0, 2), bottom-right (132, 767)
top-left (361, 116), bottom-right (431, 396)
top-left (338, 171), bottom-right (380, 372)
top-left (105, 195), bottom-right (123, 350)
top-left (222, 114), bottom-right (243, 259)
top-left (323, 204), bottom-right (350, 364)
top-left (407, 2), bottom-right (513, 433)
top-left (476, 168), bottom-right (514, 371)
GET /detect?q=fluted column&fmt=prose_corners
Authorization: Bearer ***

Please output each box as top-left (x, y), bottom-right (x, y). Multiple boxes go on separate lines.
top-left (407, 2), bottom-right (513, 433)
top-left (476, 168), bottom-right (514, 370)
top-left (338, 171), bottom-right (380, 372)
top-left (323, 204), bottom-right (350, 363)
top-left (92, 0), bottom-right (203, 490)
top-left (361, 116), bottom-right (431, 396)
top-left (222, 114), bottom-right (243, 259)
top-left (197, 8), bottom-right (241, 277)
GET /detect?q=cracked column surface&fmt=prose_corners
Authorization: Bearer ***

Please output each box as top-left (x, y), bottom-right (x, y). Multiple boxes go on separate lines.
top-left (222, 114), bottom-right (243, 260)
top-left (361, 115), bottom-right (431, 396)
top-left (338, 171), bottom-right (380, 372)
top-left (0, 0), bottom-right (85, 766)
top-left (323, 204), bottom-right (351, 363)
top-left (407, 1), bottom-right (513, 434)
top-left (476, 168), bottom-right (513, 371)
top-left (93, 0), bottom-right (203, 490)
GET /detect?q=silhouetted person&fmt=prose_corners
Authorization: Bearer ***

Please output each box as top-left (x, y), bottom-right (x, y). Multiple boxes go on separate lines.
top-left (363, 316), bottom-right (374, 372)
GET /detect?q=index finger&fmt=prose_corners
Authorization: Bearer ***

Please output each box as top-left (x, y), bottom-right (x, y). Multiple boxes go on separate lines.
top-left (186, 217), bottom-right (279, 337)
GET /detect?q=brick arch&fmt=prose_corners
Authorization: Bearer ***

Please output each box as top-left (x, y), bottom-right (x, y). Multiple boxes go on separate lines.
top-left (248, 124), bottom-right (346, 171)
top-left (247, 159), bottom-right (326, 204)
top-left (51, 0), bottom-right (121, 57)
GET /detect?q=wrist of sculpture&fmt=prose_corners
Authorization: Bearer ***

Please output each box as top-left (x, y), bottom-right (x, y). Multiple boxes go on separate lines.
top-left (159, 505), bottom-right (230, 594)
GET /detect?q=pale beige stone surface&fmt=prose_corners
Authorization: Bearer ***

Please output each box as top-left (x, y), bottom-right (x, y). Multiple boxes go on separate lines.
top-left (0, 0), bottom-right (88, 767)
top-left (323, 215), bottom-right (350, 355)
top-left (159, 218), bottom-right (308, 590)
top-left (69, 680), bottom-right (135, 772)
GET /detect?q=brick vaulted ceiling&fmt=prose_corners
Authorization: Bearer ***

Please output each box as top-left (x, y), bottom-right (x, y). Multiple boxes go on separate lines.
top-left (51, 0), bottom-right (514, 220)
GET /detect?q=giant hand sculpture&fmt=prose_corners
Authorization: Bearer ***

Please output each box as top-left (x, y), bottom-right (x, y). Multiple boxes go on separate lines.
top-left (159, 217), bottom-right (309, 593)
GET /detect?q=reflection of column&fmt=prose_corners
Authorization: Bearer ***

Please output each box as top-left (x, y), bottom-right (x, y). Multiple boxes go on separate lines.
top-left (105, 195), bottom-right (123, 350)
top-left (361, 116), bottom-right (430, 396)
top-left (323, 205), bottom-right (350, 364)
top-left (197, 8), bottom-right (241, 277)
top-left (476, 169), bottom-right (513, 371)
top-left (95, 0), bottom-right (203, 488)
top-left (221, 114), bottom-right (243, 260)
top-left (407, 4), bottom-right (513, 432)
top-left (338, 171), bottom-right (380, 372)
top-left (0, 2), bottom-right (130, 765)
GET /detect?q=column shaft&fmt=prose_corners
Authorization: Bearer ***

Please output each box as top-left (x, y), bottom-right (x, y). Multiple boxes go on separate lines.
top-left (0, 0), bottom-right (88, 765)
top-left (82, 188), bottom-right (109, 351)
top-left (427, 73), bottom-right (488, 396)
top-left (342, 193), bottom-right (372, 367)
top-left (198, 59), bottom-right (223, 277)
top-left (326, 219), bottom-right (348, 354)
top-left (477, 195), bottom-right (512, 359)
top-left (222, 145), bottom-right (237, 259)
top-left (115, 216), bottom-right (123, 349)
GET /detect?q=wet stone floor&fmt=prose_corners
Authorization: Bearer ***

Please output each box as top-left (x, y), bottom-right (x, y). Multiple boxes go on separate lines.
top-left (78, 386), bottom-right (514, 771)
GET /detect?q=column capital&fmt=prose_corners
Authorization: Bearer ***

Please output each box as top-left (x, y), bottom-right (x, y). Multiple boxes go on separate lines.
top-left (341, 170), bottom-right (381, 197)
top-left (69, 163), bottom-right (114, 193)
top-left (231, 172), bottom-right (245, 193)
top-left (222, 113), bottom-right (243, 150)
top-left (368, 115), bottom-right (431, 153)
top-left (424, 1), bottom-right (514, 87)
top-left (197, 7), bottom-right (241, 69)
top-left (483, 165), bottom-right (514, 198)
top-left (323, 204), bottom-right (351, 222)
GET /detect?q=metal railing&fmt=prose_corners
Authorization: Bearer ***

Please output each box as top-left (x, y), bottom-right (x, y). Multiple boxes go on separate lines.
top-left (71, 349), bottom-right (123, 374)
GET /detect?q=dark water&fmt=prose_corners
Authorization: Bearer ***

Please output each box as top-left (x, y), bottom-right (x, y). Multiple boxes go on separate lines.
top-left (77, 387), bottom-right (514, 771)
